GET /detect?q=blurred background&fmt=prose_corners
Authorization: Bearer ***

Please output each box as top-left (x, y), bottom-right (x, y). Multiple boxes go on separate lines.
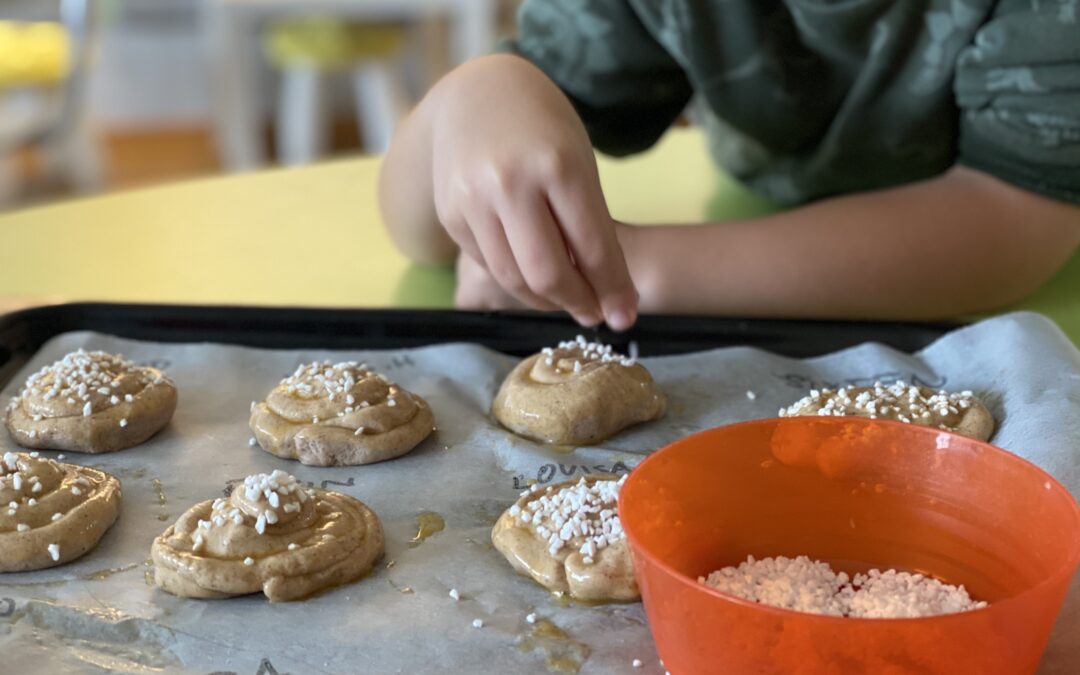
top-left (0, 0), bottom-right (519, 210)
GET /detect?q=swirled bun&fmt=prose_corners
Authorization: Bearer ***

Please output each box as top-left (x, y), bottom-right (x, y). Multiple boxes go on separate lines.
top-left (780, 381), bottom-right (994, 441)
top-left (492, 337), bottom-right (665, 445)
top-left (151, 470), bottom-right (383, 602)
top-left (5, 349), bottom-right (176, 453)
top-left (250, 361), bottom-right (435, 466)
top-left (0, 451), bottom-right (122, 572)
top-left (492, 474), bottom-right (637, 602)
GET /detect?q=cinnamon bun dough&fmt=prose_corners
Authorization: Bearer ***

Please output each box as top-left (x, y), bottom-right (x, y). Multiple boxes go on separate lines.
top-left (492, 474), bottom-right (638, 602)
top-left (151, 470), bottom-right (384, 602)
top-left (780, 381), bottom-right (994, 441)
top-left (249, 361), bottom-right (435, 466)
top-left (5, 349), bottom-right (177, 453)
top-left (492, 337), bottom-right (665, 445)
top-left (0, 451), bottom-right (122, 572)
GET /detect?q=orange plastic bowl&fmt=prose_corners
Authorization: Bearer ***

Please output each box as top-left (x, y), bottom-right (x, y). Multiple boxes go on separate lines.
top-left (619, 417), bottom-right (1080, 675)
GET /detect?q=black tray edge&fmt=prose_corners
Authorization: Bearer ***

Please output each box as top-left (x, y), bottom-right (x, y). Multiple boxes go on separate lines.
top-left (0, 302), bottom-right (962, 388)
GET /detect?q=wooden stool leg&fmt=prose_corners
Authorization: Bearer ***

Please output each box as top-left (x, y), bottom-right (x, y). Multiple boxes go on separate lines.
top-left (47, 118), bottom-right (103, 194)
top-left (0, 156), bottom-right (22, 208)
top-left (277, 64), bottom-right (330, 165)
top-left (352, 61), bottom-right (408, 155)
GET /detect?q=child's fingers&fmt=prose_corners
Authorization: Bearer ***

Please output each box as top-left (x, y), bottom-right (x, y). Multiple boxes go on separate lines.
top-left (454, 253), bottom-right (526, 311)
top-left (466, 206), bottom-right (559, 312)
top-left (439, 211), bottom-right (486, 268)
top-left (500, 192), bottom-right (604, 327)
top-left (547, 181), bottom-right (638, 331)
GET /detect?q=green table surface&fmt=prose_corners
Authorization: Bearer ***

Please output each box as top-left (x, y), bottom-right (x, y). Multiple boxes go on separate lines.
top-left (1, 128), bottom-right (1077, 343)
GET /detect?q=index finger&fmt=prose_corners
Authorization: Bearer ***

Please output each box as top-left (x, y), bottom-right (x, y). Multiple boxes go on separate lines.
top-left (497, 190), bottom-right (604, 326)
top-left (546, 178), bottom-right (638, 331)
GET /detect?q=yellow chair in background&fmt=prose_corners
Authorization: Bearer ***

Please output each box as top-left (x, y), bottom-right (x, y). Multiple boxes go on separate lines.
top-left (263, 18), bottom-right (410, 163)
top-left (0, 21), bottom-right (70, 87)
top-left (0, 1), bottom-right (100, 205)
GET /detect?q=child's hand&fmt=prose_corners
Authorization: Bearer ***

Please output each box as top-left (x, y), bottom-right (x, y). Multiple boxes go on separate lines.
top-left (454, 252), bottom-right (526, 311)
top-left (428, 56), bottom-right (638, 330)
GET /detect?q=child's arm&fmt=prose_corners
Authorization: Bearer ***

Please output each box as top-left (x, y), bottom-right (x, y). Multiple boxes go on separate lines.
top-left (378, 54), bottom-right (638, 330)
top-left (382, 41), bottom-right (1080, 323)
top-left (616, 166), bottom-right (1080, 320)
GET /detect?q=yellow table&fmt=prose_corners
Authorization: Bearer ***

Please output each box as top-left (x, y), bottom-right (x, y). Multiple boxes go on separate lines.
top-left (2, 128), bottom-right (1078, 342)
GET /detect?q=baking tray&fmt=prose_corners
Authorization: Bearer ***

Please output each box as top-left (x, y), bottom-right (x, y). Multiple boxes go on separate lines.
top-left (0, 302), bottom-right (958, 388)
top-left (4, 305), bottom-right (1078, 674)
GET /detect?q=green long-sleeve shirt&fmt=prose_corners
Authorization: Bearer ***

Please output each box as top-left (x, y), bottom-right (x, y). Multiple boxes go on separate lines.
top-left (505, 0), bottom-right (1080, 206)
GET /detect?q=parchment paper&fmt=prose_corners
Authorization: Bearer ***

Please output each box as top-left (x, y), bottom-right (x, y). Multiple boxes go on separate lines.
top-left (0, 311), bottom-right (1076, 675)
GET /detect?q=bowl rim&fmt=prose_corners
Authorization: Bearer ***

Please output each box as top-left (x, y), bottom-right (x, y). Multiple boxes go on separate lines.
top-left (619, 416), bottom-right (1080, 625)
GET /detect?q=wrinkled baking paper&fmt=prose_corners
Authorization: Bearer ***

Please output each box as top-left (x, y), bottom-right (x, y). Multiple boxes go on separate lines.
top-left (0, 311), bottom-right (1076, 675)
